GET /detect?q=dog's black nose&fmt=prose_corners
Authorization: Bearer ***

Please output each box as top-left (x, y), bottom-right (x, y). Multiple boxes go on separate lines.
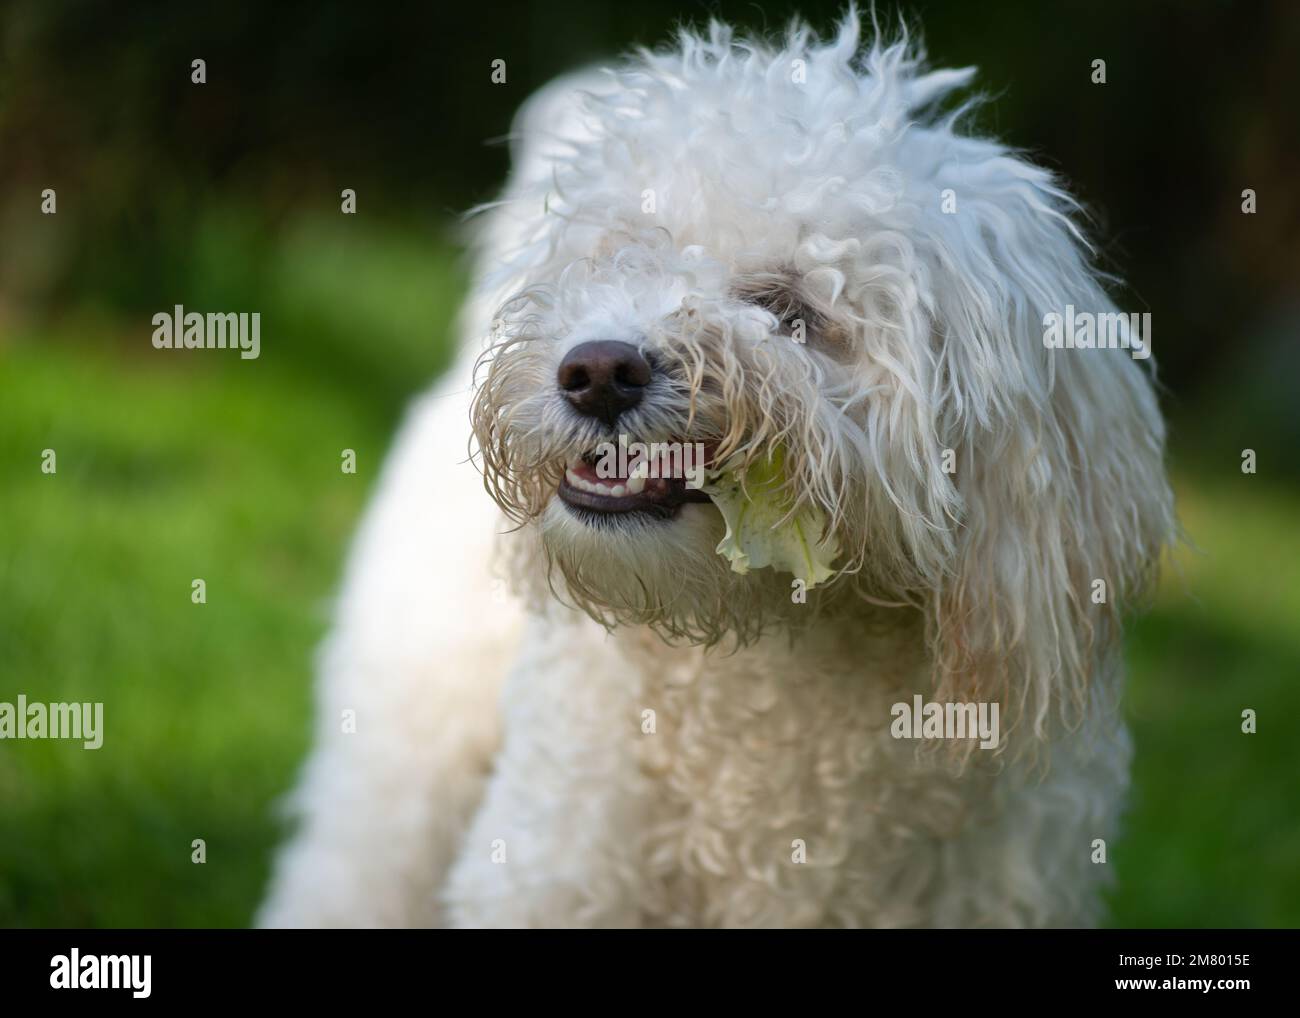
top-left (556, 340), bottom-right (651, 426)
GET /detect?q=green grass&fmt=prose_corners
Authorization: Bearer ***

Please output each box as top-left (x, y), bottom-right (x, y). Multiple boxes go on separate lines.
top-left (1, 217), bottom-right (1297, 926)
top-left (0, 216), bottom-right (461, 926)
top-left (1109, 476), bottom-right (1300, 927)
top-left (1, 337), bottom-right (362, 924)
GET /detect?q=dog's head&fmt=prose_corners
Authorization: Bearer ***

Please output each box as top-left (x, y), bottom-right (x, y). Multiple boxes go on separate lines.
top-left (470, 16), bottom-right (1175, 736)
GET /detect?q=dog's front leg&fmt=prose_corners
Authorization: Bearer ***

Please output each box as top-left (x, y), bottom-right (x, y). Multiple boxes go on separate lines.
top-left (259, 360), bottom-right (518, 928)
top-left (442, 614), bottom-right (650, 928)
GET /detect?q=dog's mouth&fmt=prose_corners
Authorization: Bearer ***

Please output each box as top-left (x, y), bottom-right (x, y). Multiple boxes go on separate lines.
top-left (558, 442), bottom-right (716, 520)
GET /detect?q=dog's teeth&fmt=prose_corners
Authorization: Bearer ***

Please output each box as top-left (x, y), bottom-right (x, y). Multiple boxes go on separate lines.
top-left (562, 466), bottom-right (641, 500)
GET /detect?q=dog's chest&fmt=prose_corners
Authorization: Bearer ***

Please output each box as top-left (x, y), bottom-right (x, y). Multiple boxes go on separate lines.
top-left (617, 626), bottom-right (974, 927)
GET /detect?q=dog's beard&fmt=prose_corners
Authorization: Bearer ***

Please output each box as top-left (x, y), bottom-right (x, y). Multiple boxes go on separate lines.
top-left (532, 489), bottom-right (848, 645)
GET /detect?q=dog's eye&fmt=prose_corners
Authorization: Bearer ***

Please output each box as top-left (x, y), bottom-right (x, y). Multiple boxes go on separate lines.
top-left (733, 279), bottom-right (836, 350)
top-left (743, 289), bottom-right (809, 328)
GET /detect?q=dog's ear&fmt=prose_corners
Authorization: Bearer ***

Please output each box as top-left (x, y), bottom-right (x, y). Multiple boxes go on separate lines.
top-left (919, 150), bottom-right (1176, 744)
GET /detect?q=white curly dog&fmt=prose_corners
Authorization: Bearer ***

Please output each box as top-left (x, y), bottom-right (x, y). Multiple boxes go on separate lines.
top-left (260, 15), bottom-right (1175, 928)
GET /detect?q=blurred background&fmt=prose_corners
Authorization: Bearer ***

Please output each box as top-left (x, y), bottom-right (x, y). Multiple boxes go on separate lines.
top-left (1, 0), bottom-right (1297, 927)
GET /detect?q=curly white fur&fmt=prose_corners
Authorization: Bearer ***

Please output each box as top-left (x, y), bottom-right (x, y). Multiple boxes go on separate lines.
top-left (259, 12), bottom-right (1175, 928)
